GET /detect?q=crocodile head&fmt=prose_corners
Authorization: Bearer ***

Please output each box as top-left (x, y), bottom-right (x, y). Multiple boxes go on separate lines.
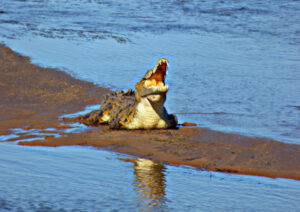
top-left (135, 58), bottom-right (169, 103)
top-left (83, 58), bottom-right (177, 129)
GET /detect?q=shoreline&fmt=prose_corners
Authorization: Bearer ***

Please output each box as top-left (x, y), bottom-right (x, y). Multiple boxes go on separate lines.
top-left (1, 44), bottom-right (299, 180)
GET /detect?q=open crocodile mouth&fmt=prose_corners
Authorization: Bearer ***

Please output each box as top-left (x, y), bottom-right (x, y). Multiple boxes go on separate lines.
top-left (144, 58), bottom-right (168, 93)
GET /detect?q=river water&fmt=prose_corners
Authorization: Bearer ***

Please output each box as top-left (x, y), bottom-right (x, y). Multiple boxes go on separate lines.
top-left (1, 0), bottom-right (299, 143)
top-left (0, 0), bottom-right (300, 211)
top-left (0, 143), bottom-right (299, 212)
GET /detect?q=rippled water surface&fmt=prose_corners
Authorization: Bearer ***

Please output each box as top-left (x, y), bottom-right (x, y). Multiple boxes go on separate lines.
top-left (0, 143), bottom-right (299, 212)
top-left (1, 0), bottom-right (299, 143)
top-left (0, 1), bottom-right (300, 211)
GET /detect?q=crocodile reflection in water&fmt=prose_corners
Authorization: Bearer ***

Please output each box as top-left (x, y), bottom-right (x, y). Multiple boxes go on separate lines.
top-left (121, 158), bottom-right (168, 210)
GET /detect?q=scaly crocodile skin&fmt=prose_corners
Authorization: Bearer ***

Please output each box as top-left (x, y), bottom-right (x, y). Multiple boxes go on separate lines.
top-left (83, 58), bottom-right (177, 129)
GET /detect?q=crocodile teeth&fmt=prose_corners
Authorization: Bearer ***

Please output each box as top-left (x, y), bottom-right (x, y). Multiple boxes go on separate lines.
top-left (159, 85), bottom-right (168, 92)
top-left (152, 66), bottom-right (157, 74)
top-left (157, 81), bottom-right (164, 87)
top-left (152, 58), bottom-right (169, 75)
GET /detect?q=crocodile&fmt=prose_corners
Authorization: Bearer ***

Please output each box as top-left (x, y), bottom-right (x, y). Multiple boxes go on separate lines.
top-left (82, 58), bottom-right (177, 129)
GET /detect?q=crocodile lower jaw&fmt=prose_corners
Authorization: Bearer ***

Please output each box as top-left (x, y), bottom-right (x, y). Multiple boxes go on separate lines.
top-left (146, 93), bottom-right (163, 102)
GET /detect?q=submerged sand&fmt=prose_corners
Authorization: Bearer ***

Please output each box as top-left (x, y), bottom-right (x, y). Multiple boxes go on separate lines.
top-left (1, 44), bottom-right (299, 180)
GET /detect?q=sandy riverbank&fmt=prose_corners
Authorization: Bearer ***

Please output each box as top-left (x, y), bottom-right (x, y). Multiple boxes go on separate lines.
top-left (1, 44), bottom-right (299, 180)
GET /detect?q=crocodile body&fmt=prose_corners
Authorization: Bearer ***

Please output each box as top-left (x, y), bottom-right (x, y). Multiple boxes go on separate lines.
top-left (84, 58), bottom-right (177, 129)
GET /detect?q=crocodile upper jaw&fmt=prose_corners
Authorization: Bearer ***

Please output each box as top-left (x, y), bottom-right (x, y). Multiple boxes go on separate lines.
top-left (142, 58), bottom-right (169, 102)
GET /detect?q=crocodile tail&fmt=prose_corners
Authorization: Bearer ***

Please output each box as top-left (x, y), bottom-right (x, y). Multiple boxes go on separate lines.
top-left (82, 109), bottom-right (111, 125)
top-left (97, 110), bottom-right (110, 124)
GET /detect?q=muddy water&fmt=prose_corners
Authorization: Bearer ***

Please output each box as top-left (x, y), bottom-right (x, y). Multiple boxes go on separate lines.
top-left (0, 0), bottom-right (300, 211)
top-left (0, 143), bottom-right (299, 211)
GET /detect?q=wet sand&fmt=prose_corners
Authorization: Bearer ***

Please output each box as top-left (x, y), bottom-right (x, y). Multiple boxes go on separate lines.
top-left (1, 44), bottom-right (300, 180)
top-left (0, 44), bottom-right (109, 130)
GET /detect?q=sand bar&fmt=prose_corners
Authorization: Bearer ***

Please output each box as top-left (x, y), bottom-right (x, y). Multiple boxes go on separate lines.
top-left (1, 44), bottom-right (299, 180)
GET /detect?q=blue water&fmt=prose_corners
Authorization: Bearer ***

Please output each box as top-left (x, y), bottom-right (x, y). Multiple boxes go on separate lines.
top-left (0, 143), bottom-right (299, 212)
top-left (0, 0), bottom-right (299, 143)
top-left (0, 0), bottom-right (300, 211)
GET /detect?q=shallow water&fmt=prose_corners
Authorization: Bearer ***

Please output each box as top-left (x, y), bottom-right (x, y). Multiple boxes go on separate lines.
top-left (1, 0), bottom-right (299, 143)
top-left (0, 1), bottom-right (300, 211)
top-left (0, 143), bottom-right (299, 212)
